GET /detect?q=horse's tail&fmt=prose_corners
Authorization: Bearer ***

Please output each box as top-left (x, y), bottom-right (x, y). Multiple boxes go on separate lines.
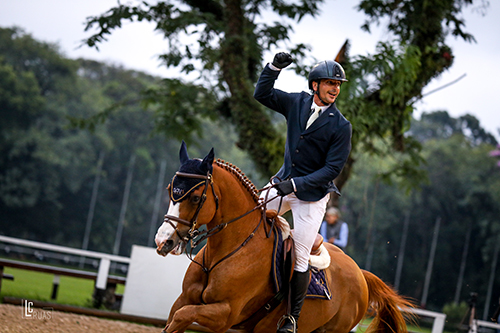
top-left (362, 269), bottom-right (416, 333)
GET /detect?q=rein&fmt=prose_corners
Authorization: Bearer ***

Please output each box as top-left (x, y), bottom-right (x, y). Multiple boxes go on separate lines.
top-left (185, 192), bottom-right (279, 273)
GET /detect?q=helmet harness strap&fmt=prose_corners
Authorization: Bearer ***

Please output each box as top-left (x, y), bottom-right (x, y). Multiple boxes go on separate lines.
top-left (313, 80), bottom-right (331, 106)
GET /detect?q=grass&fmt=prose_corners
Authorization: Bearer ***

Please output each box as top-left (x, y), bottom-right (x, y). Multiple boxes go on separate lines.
top-left (354, 316), bottom-right (456, 333)
top-left (0, 266), bottom-right (212, 331)
top-left (355, 319), bottom-right (433, 333)
top-left (1, 267), bottom-right (125, 307)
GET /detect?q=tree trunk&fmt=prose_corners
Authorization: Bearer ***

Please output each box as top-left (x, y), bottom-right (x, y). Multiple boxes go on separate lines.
top-left (221, 0), bottom-right (285, 178)
top-left (421, 217), bottom-right (441, 308)
top-left (454, 222), bottom-right (472, 304)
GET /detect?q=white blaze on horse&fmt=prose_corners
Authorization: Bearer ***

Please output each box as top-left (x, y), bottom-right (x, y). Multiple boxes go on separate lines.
top-left (155, 142), bottom-right (414, 333)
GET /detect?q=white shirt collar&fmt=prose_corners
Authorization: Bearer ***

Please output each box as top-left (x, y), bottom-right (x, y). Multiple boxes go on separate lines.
top-left (311, 101), bottom-right (330, 112)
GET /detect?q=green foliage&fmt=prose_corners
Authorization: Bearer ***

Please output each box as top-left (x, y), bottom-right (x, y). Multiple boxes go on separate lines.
top-left (0, 28), bottom-right (158, 252)
top-left (81, 0), bottom-right (325, 177)
top-left (357, 0), bottom-right (483, 93)
top-left (442, 302), bottom-right (468, 330)
top-left (141, 78), bottom-right (218, 143)
top-left (358, 0), bottom-right (478, 43)
top-left (0, 61), bottom-right (43, 130)
top-left (0, 28), bottom-right (80, 210)
top-left (81, 0), bottom-right (483, 193)
top-left (412, 111), bottom-right (498, 146)
top-left (342, 111), bottom-right (500, 311)
top-left (332, 0), bottom-right (482, 191)
top-left (335, 41), bottom-right (426, 190)
top-left (0, 27), bottom-right (77, 96)
top-left (0, 27), bottom-right (265, 256)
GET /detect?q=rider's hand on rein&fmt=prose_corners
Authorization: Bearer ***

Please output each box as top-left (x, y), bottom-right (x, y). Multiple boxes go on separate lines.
top-left (274, 180), bottom-right (294, 196)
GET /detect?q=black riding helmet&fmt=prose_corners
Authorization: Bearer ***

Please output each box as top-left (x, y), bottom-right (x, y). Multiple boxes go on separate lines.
top-left (308, 60), bottom-right (348, 91)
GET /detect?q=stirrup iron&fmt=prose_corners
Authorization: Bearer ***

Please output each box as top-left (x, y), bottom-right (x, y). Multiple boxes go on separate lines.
top-left (277, 314), bottom-right (297, 333)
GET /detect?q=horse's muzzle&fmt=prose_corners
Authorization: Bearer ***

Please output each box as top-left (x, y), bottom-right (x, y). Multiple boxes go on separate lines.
top-left (156, 240), bottom-right (174, 256)
top-left (157, 238), bottom-right (186, 256)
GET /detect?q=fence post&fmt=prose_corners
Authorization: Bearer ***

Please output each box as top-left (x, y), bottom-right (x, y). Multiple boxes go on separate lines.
top-left (0, 265), bottom-right (3, 294)
top-left (96, 258), bottom-right (110, 290)
top-left (51, 274), bottom-right (60, 299)
top-left (432, 313), bottom-right (446, 333)
top-left (93, 258), bottom-right (111, 307)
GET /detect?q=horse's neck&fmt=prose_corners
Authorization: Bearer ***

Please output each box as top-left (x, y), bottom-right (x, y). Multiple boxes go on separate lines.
top-left (212, 164), bottom-right (259, 215)
top-left (206, 166), bottom-right (262, 249)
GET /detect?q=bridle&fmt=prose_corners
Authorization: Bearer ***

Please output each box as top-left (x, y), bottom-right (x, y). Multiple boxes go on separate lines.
top-left (162, 169), bottom-right (281, 273)
top-left (165, 171), bottom-right (219, 242)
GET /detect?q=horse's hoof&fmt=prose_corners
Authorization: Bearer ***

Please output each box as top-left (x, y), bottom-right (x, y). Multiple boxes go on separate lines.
top-left (161, 324), bottom-right (176, 333)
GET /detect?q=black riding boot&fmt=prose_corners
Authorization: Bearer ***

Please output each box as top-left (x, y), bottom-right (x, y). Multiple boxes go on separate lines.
top-left (277, 269), bottom-right (310, 333)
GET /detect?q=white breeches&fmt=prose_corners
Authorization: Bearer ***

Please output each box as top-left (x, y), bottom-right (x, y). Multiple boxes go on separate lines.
top-left (261, 184), bottom-right (329, 272)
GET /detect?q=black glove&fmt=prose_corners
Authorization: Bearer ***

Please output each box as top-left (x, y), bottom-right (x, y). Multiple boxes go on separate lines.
top-left (274, 180), bottom-right (294, 196)
top-left (272, 52), bottom-right (293, 69)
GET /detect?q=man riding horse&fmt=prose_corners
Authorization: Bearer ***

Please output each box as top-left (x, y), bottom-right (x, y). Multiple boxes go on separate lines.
top-left (153, 54), bottom-right (413, 333)
top-left (254, 53), bottom-right (352, 333)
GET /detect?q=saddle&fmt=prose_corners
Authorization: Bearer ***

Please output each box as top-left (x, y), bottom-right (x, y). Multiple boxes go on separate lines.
top-left (265, 209), bottom-right (329, 273)
top-left (232, 210), bottom-right (331, 331)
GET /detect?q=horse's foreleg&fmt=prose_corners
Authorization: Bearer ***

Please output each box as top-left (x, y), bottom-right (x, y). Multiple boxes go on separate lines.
top-left (164, 302), bottom-right (232, 333)
top-left (163, 294), bottom-right (191, 331)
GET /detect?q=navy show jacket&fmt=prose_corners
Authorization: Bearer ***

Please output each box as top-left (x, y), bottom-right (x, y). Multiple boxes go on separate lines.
top-left (253, 65), bottom-right (352, 201)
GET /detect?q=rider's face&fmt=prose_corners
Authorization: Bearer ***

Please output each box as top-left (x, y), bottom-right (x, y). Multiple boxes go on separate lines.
top-left (313, 79), bottom-right (342, 105)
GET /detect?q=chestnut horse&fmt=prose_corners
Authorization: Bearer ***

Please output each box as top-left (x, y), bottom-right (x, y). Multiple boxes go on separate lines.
top-left (155, 142), bottom-right (413, 333)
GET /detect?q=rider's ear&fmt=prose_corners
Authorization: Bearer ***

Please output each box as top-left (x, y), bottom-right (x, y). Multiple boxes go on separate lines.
top-left (201, 148), bottom-right (215, 173)
top-left (179, 140), bottom-right (189, 165)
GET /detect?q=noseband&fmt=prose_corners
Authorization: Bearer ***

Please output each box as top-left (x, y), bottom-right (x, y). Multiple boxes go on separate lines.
top-left (165, 171), bottom-right (219, 241)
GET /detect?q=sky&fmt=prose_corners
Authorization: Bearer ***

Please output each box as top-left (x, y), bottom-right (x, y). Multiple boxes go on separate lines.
top-left (1, 0), bottom-right (498, 140)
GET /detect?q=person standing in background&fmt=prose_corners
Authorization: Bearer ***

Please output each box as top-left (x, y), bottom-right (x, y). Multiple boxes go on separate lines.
top-left (319, 207), bottom-right (348, 249)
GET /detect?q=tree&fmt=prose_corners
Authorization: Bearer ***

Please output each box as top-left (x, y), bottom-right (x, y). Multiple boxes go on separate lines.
top-left (0, 27), bottom-right (267, 255)
top-left (411, 110), bottom-right (498, 145)
top-left (342, 111), bottom-right (500, 311)
top-left (0, 27), bottom-right (159, 250)
top-left (334, 0), bottom-right (489, 192)
top-left (82, 0), bottom-right (485, 194)
top-left (83, 0), bottom-right (323, 176)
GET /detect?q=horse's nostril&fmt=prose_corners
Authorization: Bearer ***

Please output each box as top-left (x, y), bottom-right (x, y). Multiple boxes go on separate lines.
top-left (158, 239), bottom-right (175, 256)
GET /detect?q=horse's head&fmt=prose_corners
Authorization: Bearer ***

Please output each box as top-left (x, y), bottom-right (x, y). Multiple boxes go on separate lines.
top-left (155, 141), bottom-right (218, 256)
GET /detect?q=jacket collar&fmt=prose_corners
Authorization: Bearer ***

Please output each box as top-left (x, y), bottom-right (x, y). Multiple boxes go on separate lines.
top-left (301, 101), bottom-right (337, 134)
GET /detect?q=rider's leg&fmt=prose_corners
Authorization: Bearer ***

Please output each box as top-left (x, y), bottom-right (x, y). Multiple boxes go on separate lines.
top-left (277, 193), bottom-right (329, 333)
top-left (277, 268), bottom-right (310, 333)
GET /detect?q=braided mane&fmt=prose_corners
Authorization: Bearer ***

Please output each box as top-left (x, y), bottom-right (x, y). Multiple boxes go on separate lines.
top-left (214, 159), bottom-right (260, 203)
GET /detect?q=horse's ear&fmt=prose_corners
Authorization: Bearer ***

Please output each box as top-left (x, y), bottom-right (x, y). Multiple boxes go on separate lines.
top-left (179, 140), bottom-right (189, 165)
top-left (201, 148), bottom-right (215, 173)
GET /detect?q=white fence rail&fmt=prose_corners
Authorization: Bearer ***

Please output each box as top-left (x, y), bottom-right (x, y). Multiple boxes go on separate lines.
top-left (407, 308), bottom-right (446, 333)
top-left (475, 319), bottom-right (500, 331)
top-left (0, 235), bottom-right (130, 289)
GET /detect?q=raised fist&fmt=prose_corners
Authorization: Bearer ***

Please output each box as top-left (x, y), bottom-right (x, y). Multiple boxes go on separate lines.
top-left (272, 52), bottom-right (293, 69)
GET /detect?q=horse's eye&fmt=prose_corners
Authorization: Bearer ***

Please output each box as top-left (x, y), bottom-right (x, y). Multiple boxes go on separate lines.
top-left (191, 195), bottom-right (201, 204)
